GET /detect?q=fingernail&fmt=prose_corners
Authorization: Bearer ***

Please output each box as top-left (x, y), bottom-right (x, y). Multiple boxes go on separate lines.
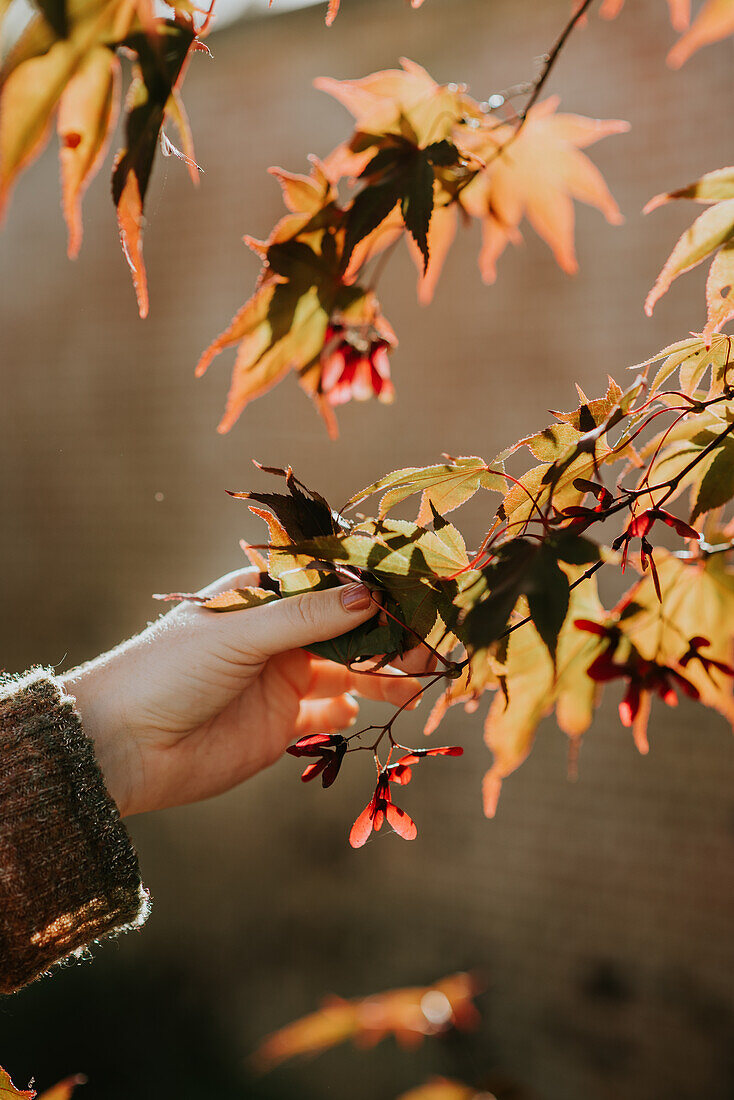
top-left (341, 583), bottom-right (372, 612)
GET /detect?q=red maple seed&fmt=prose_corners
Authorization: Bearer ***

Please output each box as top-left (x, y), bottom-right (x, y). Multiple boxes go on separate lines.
top-left (320, 323), bottom-right (395, 407)
top-left (349, 773), bottom-right (418, 848)
top-left (287, 733), bottom-right (348, 788)
top-left (349, 746), bottom-right (462, 847)
top-left (613, 507), bottom-right (700, 578)
top-left (386, 745), bottom-right (464, 786)
top-left (555, 479), bottom-right (614, 532)
top-left (576, 619), bottom-right (699, 751)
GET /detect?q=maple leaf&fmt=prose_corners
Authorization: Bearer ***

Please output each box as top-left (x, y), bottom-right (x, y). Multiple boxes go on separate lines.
top-left (231, 466), bottom-right (472, 664)
top-left (631, 402), bottom-right (734, 518)
top-left (57, 46), bottom-right (121, 259)
top-left (316, 59), bottom-right (464, 149)
top-left (640, 330), bottom-right (734, 398)
top-left (230, 462), bottom-right (344, 541)
top-left (0, 0), bottom-right (203, 314)
top-left (0, 1068), bottom-right (35, 1100)
top-left (459, 96), bottom-right (629, 282)
top-left (342, 136), bottom-right (461, 273)
top-left (457, 534), bottom-right (600, 662)
top-left (644, 168), bottom-right (734, 342)
top-left (318, 0), bottom-right (425, 25)
top-left (597, 550), bottom-right (734, 747)
top-left (667, 0), bottom-right (734, 66)
top-left (267, 516), bottom-right (475, 662)
top-left (597, 0), bottom-right (690, 32)
top-left (493, 377), bottom-right (641, 534)
top-left (111, 19), bottom-right (197, 318)
top-left (0, 0), bottom-right (123, 221)
top-left (316, 59), bottom-right (477, 299)
top-left (37, 1079), bottom-right (86, 1100)
top-left (239, 464), bottom-right (477, 660)
top-left (345, 456), bottom-right (507, 523)
top-left (480, 568), bottom-right (607, 817)
top-left (0, 1071), bottom-right (85, 1100)
top-left (395, 1082), bottom-right (478, 1100)
top-left (252, 973), bottom-right (479, 1070)
top-left (196, 162), bottom-right (396, 437)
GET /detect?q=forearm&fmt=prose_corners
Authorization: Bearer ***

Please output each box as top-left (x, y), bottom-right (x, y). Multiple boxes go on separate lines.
top-left (0, 668), bottom-right (149, 994)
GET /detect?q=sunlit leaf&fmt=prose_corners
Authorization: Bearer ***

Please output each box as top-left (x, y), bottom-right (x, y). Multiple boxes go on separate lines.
top-left (482, 568), bottom-right (606, 816)
top-left (639, 331), bottom-right (734, 398)
top-left (705, 239), bottom-right (734, 341)
top-left (645, 194), bottom-right (734, 323)
top-left (459, 538), bottom-right (574, 661)
top-left (58, 45), bottom-right (120, 258)
top-left (613, 550), bottom-right (734, 728)
top-left (599, 0), bottom-right (690, 32)
top-left (322, 0), bottom-right (425, 24)
top-left (111, 21), bottom-right (196, 318)
top-left (644, 166), bottom-right (734, 212)
top-left (668, 0), bottom-right (734, 67)
top-left (346, 456), bottom-right (506, 522)
top-left (37, 1077), bottom-right (86, 1100)
top-left (202, 587), bottom-right (278, 612)
top-left (691, 438), bottom-right (734, 520)
top-left (281, 518), bottom-right (470, 580)
top-left (253, 973), bottom-right (479, 1070)
top-left (460, 96), bottom-right (628, 280)
top-left (0, 0), bottom-right (120, 219)
top-left (197, 162), bottom-right (396, 436)
top-left (395, 1081), bottom-right (477, 1100)
top-left (0, 1067), bottom-right (35, 1100)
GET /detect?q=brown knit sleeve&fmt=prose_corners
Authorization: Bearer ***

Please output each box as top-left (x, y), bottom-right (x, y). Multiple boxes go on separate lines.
top-left (0, 668), bottom-right (150, 994)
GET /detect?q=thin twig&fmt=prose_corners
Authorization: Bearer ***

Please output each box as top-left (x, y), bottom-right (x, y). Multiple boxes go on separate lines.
top-left (517, 0), bottom-right (596, 129)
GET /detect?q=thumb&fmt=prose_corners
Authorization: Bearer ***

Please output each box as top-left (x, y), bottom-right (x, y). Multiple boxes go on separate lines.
top-left (223, 583), bottom-right (378, 658)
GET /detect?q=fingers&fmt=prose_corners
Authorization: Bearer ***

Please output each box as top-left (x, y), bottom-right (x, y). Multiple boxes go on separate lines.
top-left (216, 582), bottom-right (379, 659)
top-left (391, 646), bottom-right (439, 677)
top-left (294, 694), bottom-right (359, 737)
top-left (306, 659), bottom-right (424, 708)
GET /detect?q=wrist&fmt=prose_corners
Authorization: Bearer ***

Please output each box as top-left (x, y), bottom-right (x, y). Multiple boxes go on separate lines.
top-left (59, 663), bottom-right (135, 818)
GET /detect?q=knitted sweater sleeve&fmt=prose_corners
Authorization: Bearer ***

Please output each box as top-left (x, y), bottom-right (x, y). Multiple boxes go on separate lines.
top-left (0, 669), bottom-right (150, 994)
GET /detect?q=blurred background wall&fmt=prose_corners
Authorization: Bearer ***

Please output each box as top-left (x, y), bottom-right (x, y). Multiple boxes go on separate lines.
top-left (2, 0), bottom-right (734, 1097)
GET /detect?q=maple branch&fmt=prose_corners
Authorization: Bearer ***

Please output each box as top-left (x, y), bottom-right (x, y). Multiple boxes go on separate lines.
top-left (517, 0), bottom-right (596, 129)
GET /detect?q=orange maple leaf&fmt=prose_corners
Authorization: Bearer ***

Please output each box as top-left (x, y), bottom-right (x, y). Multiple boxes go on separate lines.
top-left (196, 161), bottom-right (397, 437)
top-left (644, 166), bottom-right (734, 342)
top-left (598, 0), bottom-right (690, 32)
top-left (322, 0), bottom-right (425, 25)
top-left (459, 96), bottom-right (629, 284)
top-left (252, 973), bottom-right (480, 1071)
top-left (668, 0), bottom-right (734, 66)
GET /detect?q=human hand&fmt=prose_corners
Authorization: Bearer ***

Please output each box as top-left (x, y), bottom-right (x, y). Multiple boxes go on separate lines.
top-left (60, 569), bottom-right (428, 818)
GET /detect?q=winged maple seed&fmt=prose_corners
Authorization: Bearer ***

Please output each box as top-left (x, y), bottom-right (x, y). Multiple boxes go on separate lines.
top-left (252, 972), bottom-right (480, 1070)
top-left (348, 748), bottom-right (463, 848)
top-left (0, 0), bottom-right (209, 317)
